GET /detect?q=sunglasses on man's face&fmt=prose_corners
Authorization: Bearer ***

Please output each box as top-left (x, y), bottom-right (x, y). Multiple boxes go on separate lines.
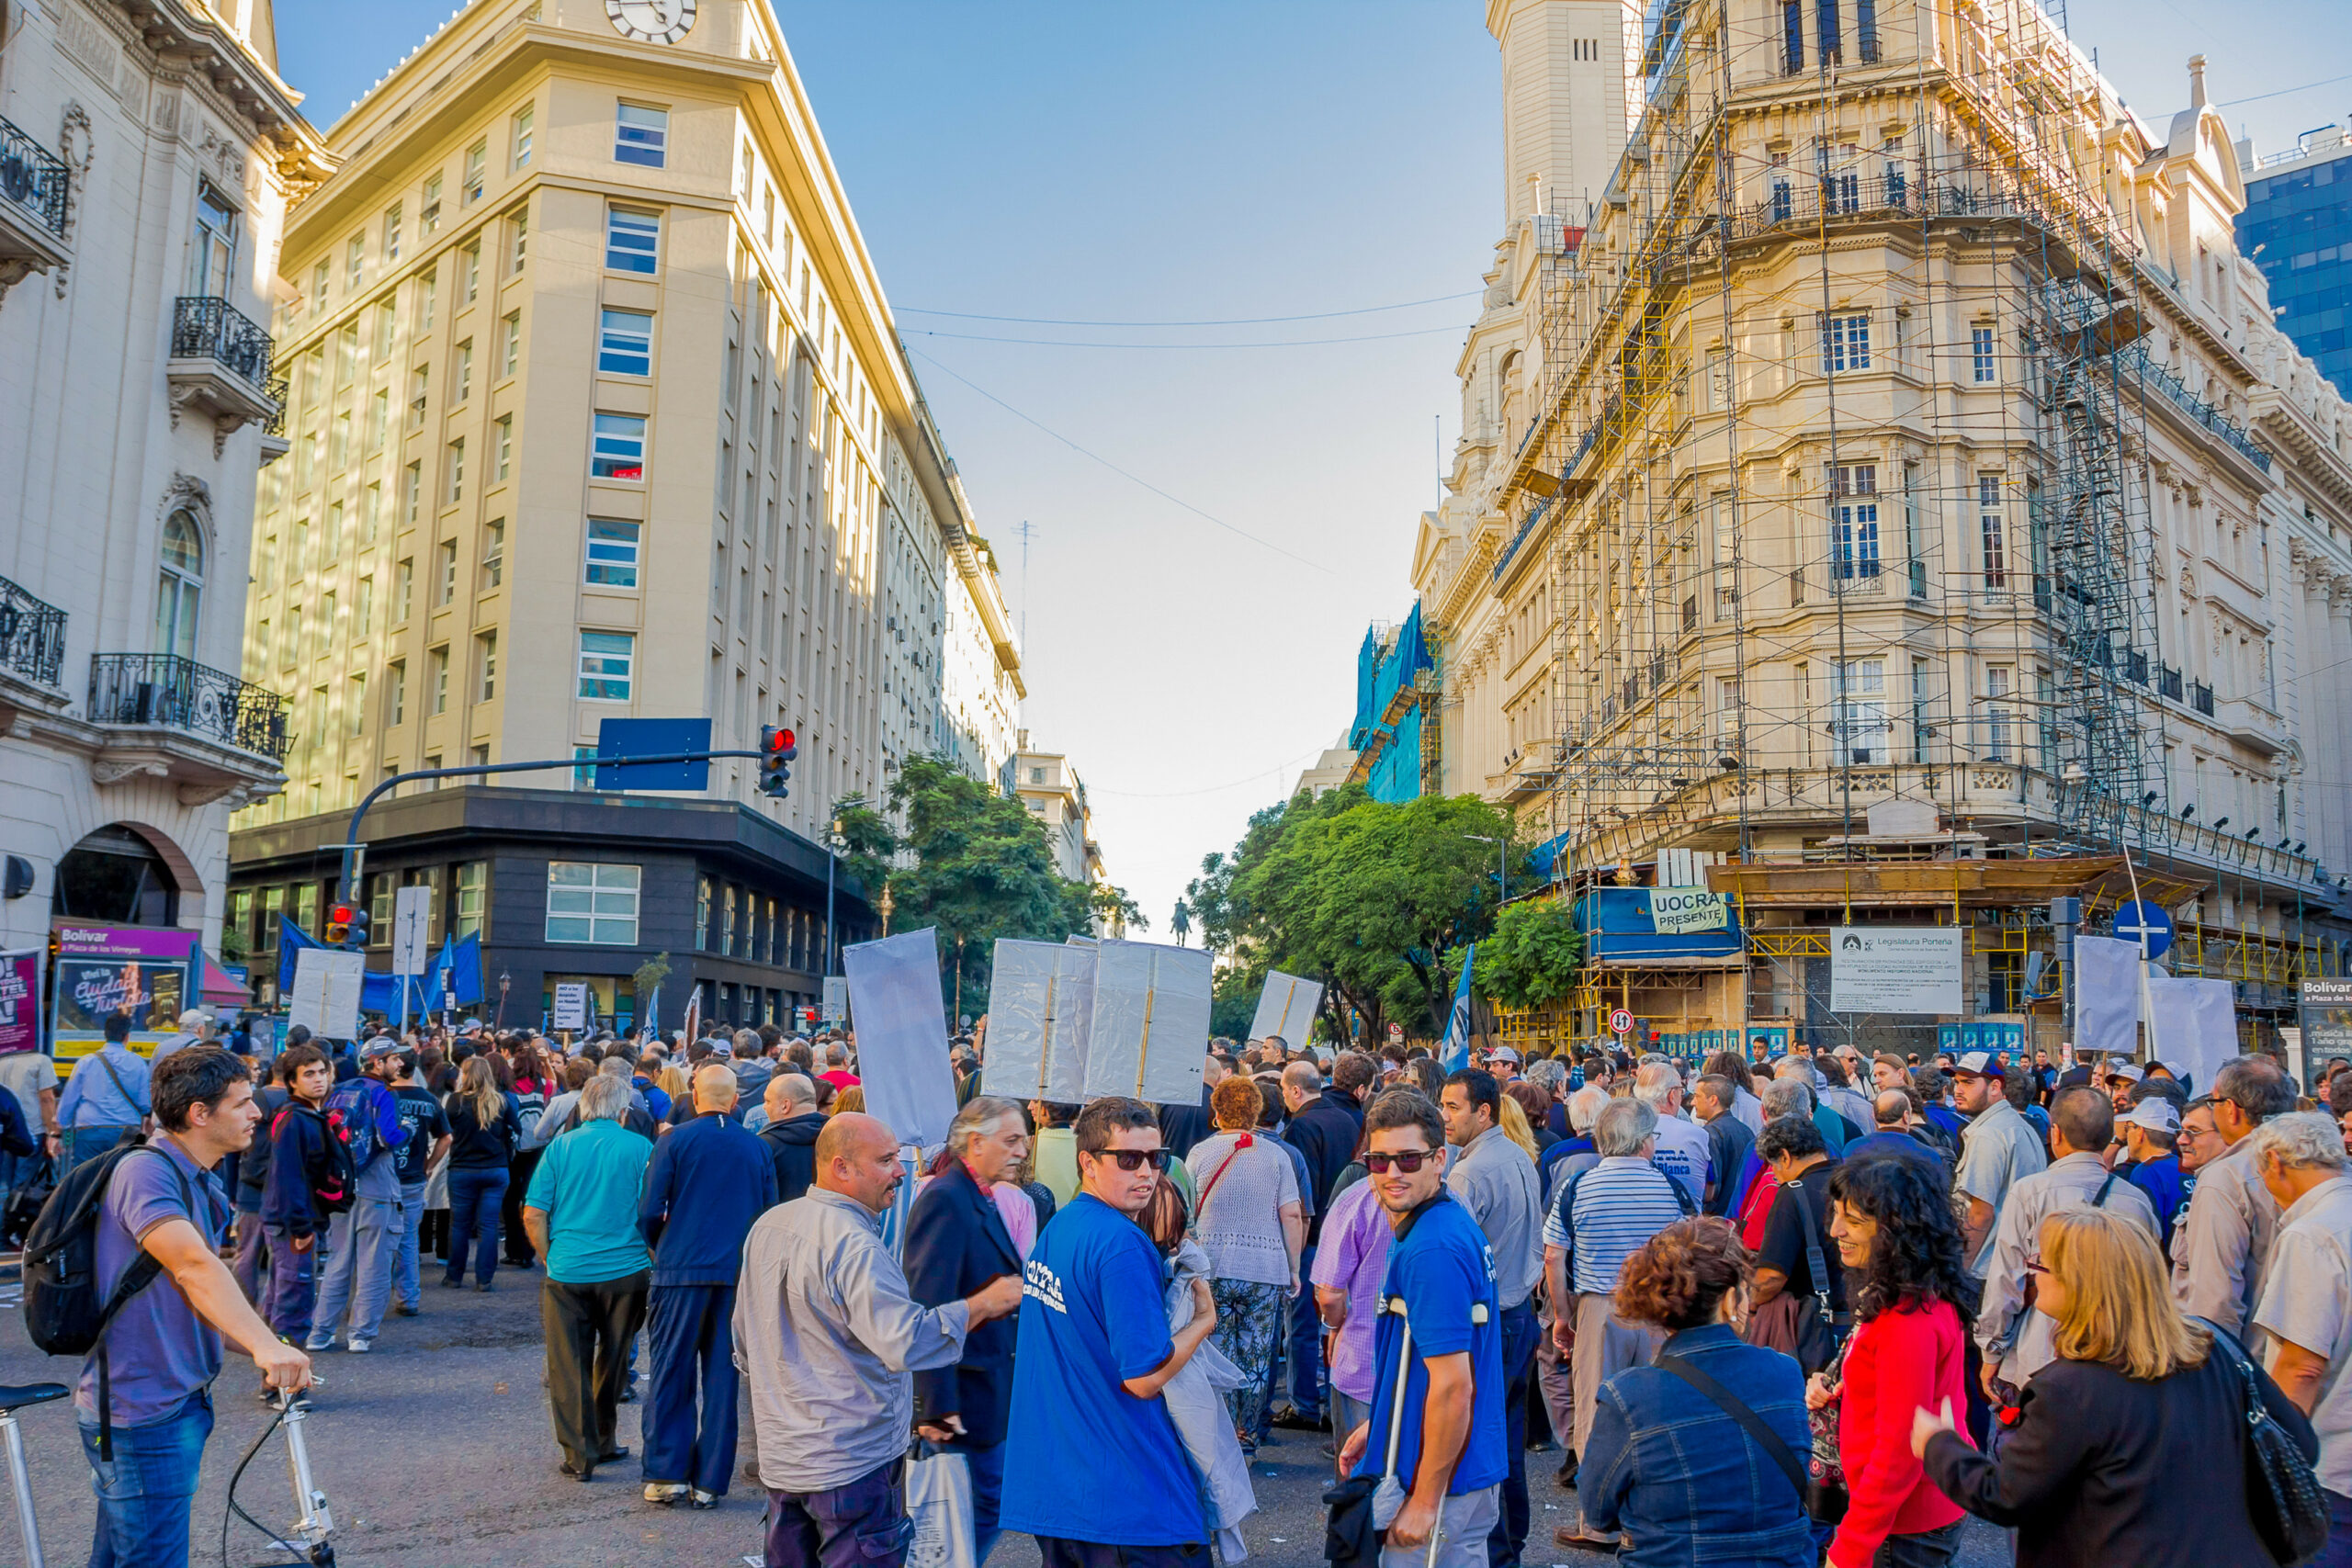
top-left (1363, 1150), bottom-right (1437, 1174)
top-left (1091, 1148), bottom-right (1172, 1172)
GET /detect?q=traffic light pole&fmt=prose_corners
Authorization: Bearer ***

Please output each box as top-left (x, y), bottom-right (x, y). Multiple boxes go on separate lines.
top-left (334, 749), bottom-right (769, 907)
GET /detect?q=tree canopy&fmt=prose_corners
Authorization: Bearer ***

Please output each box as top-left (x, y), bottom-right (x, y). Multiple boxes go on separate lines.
top-left (1476, 897), bottom-right (1585, 1010)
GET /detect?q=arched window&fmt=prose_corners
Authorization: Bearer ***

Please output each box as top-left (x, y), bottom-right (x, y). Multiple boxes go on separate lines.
top-left (155, 510), bottom-right (203, 660)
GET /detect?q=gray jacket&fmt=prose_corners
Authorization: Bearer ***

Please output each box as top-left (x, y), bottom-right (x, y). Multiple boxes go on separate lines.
top-left (734, 1186), bottom-right (970, 1493)
top-left (1978, 1151), bottom-right (2158, 1384)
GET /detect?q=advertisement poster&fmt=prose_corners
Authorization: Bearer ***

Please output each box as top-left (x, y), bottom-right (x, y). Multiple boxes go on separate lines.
top-left (50, 923), bottom-right (200, 1064)
top-left (2300, 979), bottom-right (2352, 1091)
top-left (1828, 926), bottom-right (1964, 1015)
top-left (0, 948), bottom-right (40, 1055)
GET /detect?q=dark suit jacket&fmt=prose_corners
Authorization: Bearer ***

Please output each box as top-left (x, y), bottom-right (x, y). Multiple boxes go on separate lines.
top-left (1158, 1085), bottom-right (1215, 1161)
top-left (1282, 1089), bottom-right (1363, 1243)
top-left (903, 1157), bottom-right (1023, 1449)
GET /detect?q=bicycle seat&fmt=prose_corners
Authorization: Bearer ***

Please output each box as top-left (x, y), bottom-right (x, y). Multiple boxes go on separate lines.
top-left (0, 1382), bottom-right (69, 1413)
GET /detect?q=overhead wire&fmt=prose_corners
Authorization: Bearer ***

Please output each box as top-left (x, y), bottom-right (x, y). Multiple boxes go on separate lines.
top-left (900, 322), bottom-right (1469, 350)
top-left (897, 290), bottom-right (1482, 328)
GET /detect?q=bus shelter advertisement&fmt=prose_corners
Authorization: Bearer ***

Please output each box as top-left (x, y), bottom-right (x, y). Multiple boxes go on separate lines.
top-left (51, 924), bottom-right (200, 1065)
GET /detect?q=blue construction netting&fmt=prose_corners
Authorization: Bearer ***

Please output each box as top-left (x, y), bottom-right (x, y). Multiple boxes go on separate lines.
top-left (1350, 604), bottom-right (1433, 802)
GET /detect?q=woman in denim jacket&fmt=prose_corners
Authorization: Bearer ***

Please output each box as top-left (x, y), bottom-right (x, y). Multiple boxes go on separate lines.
top-left (1574, 1217), bottom-right (1815, 1567)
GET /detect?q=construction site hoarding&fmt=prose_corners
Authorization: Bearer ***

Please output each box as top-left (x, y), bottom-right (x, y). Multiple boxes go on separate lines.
top-left (1829, 927), bottom-right (1963, 1015)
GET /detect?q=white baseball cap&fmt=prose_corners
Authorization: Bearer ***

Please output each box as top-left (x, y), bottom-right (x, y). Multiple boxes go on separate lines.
top-left (1487, 1046), bottom-right (1522, 1065)
top-left (1951, 1050), bottom-right (2006, 1080)
top-left (2103, 1062), bottom-right (2146, 1085)
top-left (2120, 1099), bottom-right (2180, 1134)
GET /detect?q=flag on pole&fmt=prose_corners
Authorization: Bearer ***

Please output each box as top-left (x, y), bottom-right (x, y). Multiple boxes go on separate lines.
top-left (1439, 945), bottom-right (1476, 1074)
top-left (680, 987), bottom-right (702, 1049)
top-left (642, 984), bottom-right (660, 1043)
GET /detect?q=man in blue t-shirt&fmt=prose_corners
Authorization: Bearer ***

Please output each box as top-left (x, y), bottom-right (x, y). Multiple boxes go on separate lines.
top-left (1001, 1097), bottom-right (1219, 1568)
top-left (1337, 1089), bottom-right (1508, 1568)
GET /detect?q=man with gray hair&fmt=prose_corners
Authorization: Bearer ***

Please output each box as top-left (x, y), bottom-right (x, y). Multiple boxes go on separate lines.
top-left (2176, 1054), bottom-right (2299, 1341)
top-left (2248, 1110), bottom-right (2352, 1538)
top-left (1633, 1062), bottom-right (1712, 1209)
top-left (524, 1073), bottom-right (657, 1481)
top-left (1543, 1097), bottom-right (1690, 1533)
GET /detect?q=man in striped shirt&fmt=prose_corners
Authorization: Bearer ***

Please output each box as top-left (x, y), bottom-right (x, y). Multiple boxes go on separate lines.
top-left (1542, 1098), bottom-right (1686, 1477)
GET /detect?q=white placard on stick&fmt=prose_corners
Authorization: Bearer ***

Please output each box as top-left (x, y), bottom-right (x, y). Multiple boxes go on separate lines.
top-left (1084, 940), bottom-right (1211, 1106)
top-left (551, 982), bottom-right (589, 1032)
top-left (981, 939), bottom-right (1095, 1103)
top-left (842, 928), bottom-right (958, 1149)
top-left (289, 948), bottom-right (366, 1041)
top-left (1248, 971), bottom-right (1324, 1051)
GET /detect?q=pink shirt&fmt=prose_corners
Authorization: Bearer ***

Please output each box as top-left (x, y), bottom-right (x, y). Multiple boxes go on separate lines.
top-left (1309, 1178), bottom-right (1393, 1403)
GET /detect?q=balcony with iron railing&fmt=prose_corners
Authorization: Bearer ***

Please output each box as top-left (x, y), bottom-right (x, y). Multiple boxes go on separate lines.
top-left (0, 574), bottom-right (68, 706)
top-left (87, 652), bottom-right (290, 761)
top-left (0, 116), bottom-right (70, 289)
top-left (166, 296), bottom-right (280, 451)
top-left (257, 373), bottom-right (291, 464)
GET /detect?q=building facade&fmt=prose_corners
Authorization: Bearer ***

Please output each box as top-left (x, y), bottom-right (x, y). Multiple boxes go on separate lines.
top-left (223, 0), bottom-right (1017, 1030)
top-left (1000, 733), bottom-right (1121, 934)
top-left (1414, 0), bottom-right (2352, 1055)
top-left (2238, 124), bottom-right (2352, 400)
top-left (0, 0), bottom-right (322, 971)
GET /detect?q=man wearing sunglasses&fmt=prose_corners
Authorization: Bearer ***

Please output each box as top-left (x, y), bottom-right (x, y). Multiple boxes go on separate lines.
top-left (1336, 1090), bottom-right (1507, 1568)
top-left (1002, 1098), bottom-right (1221, 1568)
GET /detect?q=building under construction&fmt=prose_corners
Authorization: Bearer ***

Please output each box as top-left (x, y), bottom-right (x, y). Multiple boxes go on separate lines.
top-left (1415, 0), bottom-right (2352, 1063)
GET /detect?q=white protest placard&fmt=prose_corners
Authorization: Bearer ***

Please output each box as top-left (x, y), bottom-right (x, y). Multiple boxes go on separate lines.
top-left (2073, 935), bottom-right (2142, 1060)
top-left (2146, 973), bottom-right (2237, 1090)
top-left (1084, 940), bottom-right (1211, 1106)
top-left (842, 928), bottom-right (958, 1149)
top-left (982, 939), bottom-right (1095, 1102)
top-left (551, 982), bottom-right (589, 1032)
top-left (288, 948), bottom-right (366, 1040)
top-left (1828, 926), bottom-right (1962, 1014)
top-left (1248, 971), bottom-right (1324, 1051)
top-left (1647, 887), bottom-right (1729, 935)
top-left (822, 976), bottom-right (848, 1023)
top-left (391, 886), bottom-right (433, 976)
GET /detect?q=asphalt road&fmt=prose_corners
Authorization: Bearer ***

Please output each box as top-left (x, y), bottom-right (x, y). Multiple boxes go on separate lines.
top-left (0, 1267), bottom-right (2012, 1566)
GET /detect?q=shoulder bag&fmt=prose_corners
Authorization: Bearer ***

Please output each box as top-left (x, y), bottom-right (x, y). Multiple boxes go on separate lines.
top-left (2204, 1321), bottom-right (2330, 1565)
top-left (1656, 1351), bottom-right (1844, 1525)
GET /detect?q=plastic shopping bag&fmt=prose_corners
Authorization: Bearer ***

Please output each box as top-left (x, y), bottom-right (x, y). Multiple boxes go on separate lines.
top-left (905, 1443), bottom-right (977, 1568)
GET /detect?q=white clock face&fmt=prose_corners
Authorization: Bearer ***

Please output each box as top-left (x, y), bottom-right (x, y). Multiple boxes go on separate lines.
top-left (606, 0), bottom-right (695, 45)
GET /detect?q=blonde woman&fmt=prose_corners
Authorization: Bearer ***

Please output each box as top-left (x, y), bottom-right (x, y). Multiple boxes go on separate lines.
top-left (440, 1055), bottom-right (522, 1290)
top-left (1914, 1206), bottom-right (2316, 1567)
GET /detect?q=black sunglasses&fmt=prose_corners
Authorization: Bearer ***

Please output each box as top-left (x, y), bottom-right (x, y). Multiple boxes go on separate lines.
top-left (1363, 1150), bottom-right (1437, 1174)
top-left (1089, 1148), bottom-right (1172, 1172)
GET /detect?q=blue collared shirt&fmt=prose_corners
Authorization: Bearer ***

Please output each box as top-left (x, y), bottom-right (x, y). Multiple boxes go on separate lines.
top-left (57, 1044), bottom-right (152, 1129)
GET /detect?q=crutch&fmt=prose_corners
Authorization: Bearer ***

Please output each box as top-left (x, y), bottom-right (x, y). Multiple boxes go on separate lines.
top-left (0, 1381), bottom-right (68, 1568)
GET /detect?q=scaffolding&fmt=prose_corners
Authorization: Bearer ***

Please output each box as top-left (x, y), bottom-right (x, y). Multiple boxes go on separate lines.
top-left (1474, 0), bottom-right (2307, 1046)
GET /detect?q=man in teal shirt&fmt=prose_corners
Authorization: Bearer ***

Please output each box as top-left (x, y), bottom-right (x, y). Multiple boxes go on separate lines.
top-left (524, 1075), bottom-right (654, 1481)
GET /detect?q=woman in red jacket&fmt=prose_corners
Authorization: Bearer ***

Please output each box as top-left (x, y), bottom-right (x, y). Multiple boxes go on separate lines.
top-left (1817, 1155), bottom-right (1973, 1567)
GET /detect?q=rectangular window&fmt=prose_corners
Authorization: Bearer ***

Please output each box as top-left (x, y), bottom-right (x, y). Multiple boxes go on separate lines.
top-left (1822, 312), bottom-right (1871, 372)
top-left (310, 260), bottom-right (329, 311)
top-left (585, 518), bottom-right (641, 587)
top-left (346, 234), bottom-right (364, 290)
top-left (508, 206), bottom-right (528, 273)
top-left (1972, 325), bottom-right (1996, 383)
top-left (455, 862), bottom-right (488, 939)
top-left (1984, 664), bottom-right (2013, 761)
top-left (1828, 463), bottom-right (1880, 579)
top-left (1782, 0), bottom-right (1804, 71)
top-left (422, 175), bottom-right (443, 235)
top-left (1816, 0), bottom-right (1841, 61)
top-left (368, 389), bottom-right (388, 451)
top-left (429, 646), bottom-right (449, 714)
top-left (1911, 657), bottom-right (1932, 762)
top-left (1770, 178), bottom-right (1792, 223)
top-left (592, 412), bottom-right (646, 479)
top-left (723, 885), bottom-right (739, 956)
top-left (295, 884), bottom-right (320, 939)
top-left (463, 243), bottom-right (480, 305)
top-left (605, 206), bottom-right (661, 274)
top-left (455, 339), bottom-right (473, 402)
top-left (403, 462), bottom-right (422, 525)
top-left (355, 575), bottom-right (372, 632)
top-left (463, 141), bottom-right (487, 205)
top-left (547, 862), bottom-right (639, 945)
top-left (695, 875), bottom-right (715, 950)
top-left (476, 632), bottom-right (498, 701)
top-left (409, 365), bottom-right (428, 429)
top-left (572, 744), bottom-right (599, 790)
top-left (394, 558), bottom-right (413, 622)
top-left (382, 203), bottom-right (402, 264)
top-left (502, 312), bottom-right (522, 378)
top-left (1979, 475), bottom-right (2007, 588)
top-left (494, 416), bottom-right (513, 482)
top-left (615, 103), bottom-right (669, 167)
top-left (1832, 660), bottom-right (1886, 765)
top-left (437, 538), bottom-right (458, 604)
top-left (347, 672), bottom-right (368, 737)
top-left (578, 630), bottom-right (635, 700)
top-left (599, 308), bottom-right (653, 376)
top-left (511, 106), bottom-right (534, 170)
top-left (417, 271), bottom-right (436, 332)
top-left (481, 519), bottom-right (505, 589)
top-left (445, 437), bottom-right (465, 503)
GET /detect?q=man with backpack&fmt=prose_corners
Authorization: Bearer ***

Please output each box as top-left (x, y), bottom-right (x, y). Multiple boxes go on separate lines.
top-left (29, 1045), bottom-right (311, 1564)
top-left (260, 1044), bottom-right (339, 1350)
top-left (305, 1040), bottom-right (408, 1355)
top-left (56, 1013), bottom-right (153, 1170)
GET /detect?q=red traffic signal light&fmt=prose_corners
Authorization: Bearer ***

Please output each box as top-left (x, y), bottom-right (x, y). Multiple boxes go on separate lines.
top-left (325, 903), bottom-right (356, 943)
top-left (763, 727), bottom-right (797, 756)
top-left (761, 727), bottom-right (797, 798)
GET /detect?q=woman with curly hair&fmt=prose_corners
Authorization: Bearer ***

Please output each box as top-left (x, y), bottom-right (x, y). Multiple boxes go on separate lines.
top-left (1818, 1155), bottom-right (1973, 1567)
top-left (1183, 1073), bottom-right (1304, 1453)
top-left (1571, 1217), bottom-right (1815, 1565)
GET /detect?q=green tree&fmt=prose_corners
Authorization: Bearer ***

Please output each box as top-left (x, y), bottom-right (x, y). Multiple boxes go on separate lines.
top-left (1476, 898), bottom-right (1584, 1010)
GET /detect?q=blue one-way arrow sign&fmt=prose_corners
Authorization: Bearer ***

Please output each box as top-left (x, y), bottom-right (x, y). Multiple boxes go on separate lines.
top-left (2113, 899), bottom-right (2173, 961)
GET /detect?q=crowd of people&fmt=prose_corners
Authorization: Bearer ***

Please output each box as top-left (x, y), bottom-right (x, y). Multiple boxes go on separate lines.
top-left (40, 1012), bottom-right (2352, 1568)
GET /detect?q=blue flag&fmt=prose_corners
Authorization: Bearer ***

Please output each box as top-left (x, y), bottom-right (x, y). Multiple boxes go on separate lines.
top-left (449, 931), bottom-right (486, 1006)
top-left (1439, 944), bottom-right (1476, 1073)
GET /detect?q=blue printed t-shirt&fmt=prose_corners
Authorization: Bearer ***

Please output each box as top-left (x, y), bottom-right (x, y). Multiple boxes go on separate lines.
top-left (1351, 1191), bottom-right (1508, 1497)
top-left (75, 1139), bottom-right (229, 1426)
top-left (390, 1085), bottom-right (450, 1186)
top-left (1000, 1193), bottom-right (1204, 1547)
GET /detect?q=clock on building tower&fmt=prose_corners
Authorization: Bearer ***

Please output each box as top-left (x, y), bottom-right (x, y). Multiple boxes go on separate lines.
top-left (606, 0), bottom-right (695, 44)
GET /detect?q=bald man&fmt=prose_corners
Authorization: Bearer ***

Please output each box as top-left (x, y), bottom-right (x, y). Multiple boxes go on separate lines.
top-left (759, 1073), bottom-right (825, 1203)
top-left (638, 1065), bottom-right (775, 1506)
top-left (738, 1113), bottom-right (1022, 1568)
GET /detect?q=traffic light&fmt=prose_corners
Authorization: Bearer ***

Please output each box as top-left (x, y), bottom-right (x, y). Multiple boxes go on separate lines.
top-left (325, 902), bottom-right (356, 945)
top-left (343, 901), bottom-right (370, 950)
top-left (760, 726), bottom-right (797, 798)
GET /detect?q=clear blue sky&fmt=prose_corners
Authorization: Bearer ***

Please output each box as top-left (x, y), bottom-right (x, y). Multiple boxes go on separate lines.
top-left (277, 1), bottom-right (2352, 933)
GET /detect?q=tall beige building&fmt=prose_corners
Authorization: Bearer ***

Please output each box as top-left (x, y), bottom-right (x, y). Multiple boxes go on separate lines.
top-left (224, 0), bottom-right (1021, 1031)
top-left (1418, 0), bottom-right (2352, 1055)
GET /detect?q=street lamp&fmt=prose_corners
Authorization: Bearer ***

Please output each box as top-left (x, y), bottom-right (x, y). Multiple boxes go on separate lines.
top-left (1465, 832), bottom-right (1509, 903)
top-left (495, 967), bottom-right (511, 1030)
top-left (824, 815), bottom-right (843, 980)
top-left (878, 879), bottom-right (895, 937)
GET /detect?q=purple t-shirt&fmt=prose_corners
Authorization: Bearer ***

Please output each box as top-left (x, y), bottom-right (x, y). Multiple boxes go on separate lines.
top-left (74, 1140), bottom-right (230, 1426)
top-left (1310, 1178), bottom-right (1394, 1404)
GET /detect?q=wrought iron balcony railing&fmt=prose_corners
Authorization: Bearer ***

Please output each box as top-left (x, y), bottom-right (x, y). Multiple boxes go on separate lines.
top-left (0, 117), bottom-right (69, 239)
top-left (87, 652), bottom-right (291, 761)
top-left (170, 296), bottom-right (274, 389)
top-left (0, 573), bottom-right (67, 687)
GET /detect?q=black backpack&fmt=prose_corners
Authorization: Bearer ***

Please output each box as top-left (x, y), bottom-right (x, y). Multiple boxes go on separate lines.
top-left (273, 1100), bottom-right (356, 1216)
top-left (20, 1141), bottom-right (200, 1458)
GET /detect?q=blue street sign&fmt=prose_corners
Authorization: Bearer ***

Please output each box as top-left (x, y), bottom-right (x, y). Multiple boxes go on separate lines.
top-left (595, 717), bottom-right (713, 792)
top-left (2113, 899), bottom-right (2173, 961)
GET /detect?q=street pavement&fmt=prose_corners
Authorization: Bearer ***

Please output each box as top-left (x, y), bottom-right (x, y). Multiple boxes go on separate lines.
top-left (0, 1267), bottom-right (2010, 1565)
